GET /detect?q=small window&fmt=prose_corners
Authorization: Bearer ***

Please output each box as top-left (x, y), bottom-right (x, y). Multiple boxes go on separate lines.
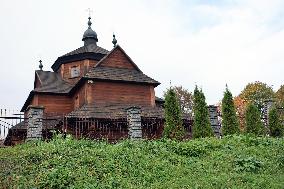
top-left (71, 66), bottom-right (80, 78)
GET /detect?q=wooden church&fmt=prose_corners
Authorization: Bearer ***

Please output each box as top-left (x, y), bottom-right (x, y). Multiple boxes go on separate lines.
top-left (5, 17), bottom-right (192, 145)
top-left (21, 17), bottom-right (162, 116)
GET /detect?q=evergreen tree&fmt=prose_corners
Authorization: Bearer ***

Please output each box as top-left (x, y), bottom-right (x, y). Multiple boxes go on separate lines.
top-left (245, 103), bottom-right (264, 135)
top-left (268, 107), bottom-right (284, 137)
top-left (163, 88), bottom-right (185, 140)
top-left (222, 86), bottom-right (240, 135)
top-left (192, 86), bottom-right (214, 138)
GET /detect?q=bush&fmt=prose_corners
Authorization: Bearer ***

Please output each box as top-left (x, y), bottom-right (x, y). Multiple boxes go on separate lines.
top-left (221, 86), bottom-right (240, 135)
top-left (245, 103), bottom-right (264, 136)
top-left (234, 156), bottom-right (263, 173)
top-left (0, 136), bottom-right (283, 188)
top-left (192, 86), bottom-right (214, 138)
top-left (163, 88), bottom-right (185, 140)
top-left (269, 107), bottom-right (284, 137)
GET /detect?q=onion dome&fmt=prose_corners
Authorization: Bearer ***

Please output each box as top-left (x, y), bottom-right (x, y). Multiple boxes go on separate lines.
top-left (82, 17), bottom-right (98, 46)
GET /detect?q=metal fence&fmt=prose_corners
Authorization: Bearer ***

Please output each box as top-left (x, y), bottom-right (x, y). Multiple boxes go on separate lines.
top-left (1, 111), bottom-right (65, 145)
top-left (0, 108), bottom-right (24, 140)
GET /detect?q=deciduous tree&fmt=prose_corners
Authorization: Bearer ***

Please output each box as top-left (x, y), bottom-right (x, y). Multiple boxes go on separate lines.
top-left (233, 96), bottom-right (246, 131)
top-left (164, 86), bottom-right (193, 116)
top-left (235, 81), bottom-right (275, 130)
top-left (276, 85), bottom-right (284, 107)
top-left (239, 81), bottom-right (275, 110)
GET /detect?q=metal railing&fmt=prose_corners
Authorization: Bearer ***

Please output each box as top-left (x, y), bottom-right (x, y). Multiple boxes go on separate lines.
top-left (0, 108), bottom-right (24, 140)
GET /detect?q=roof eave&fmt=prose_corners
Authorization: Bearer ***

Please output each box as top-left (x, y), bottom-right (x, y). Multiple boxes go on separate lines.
top-left (51, 52), bottom-right (107, 72)
top-left (21, 91), bottom-right (34, 112)
top-left (85, 77), bottom-right (160, 87)
top-left (20, 90), bottom-right (72, 112)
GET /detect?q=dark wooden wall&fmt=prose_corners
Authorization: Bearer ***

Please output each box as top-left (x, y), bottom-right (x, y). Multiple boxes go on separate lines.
top-left (37, 94), bottom-right (73, 114)
top-left (99, 48), bottom-right (136, 69)
top-left (73, 82), bottom-right (87, 109)
top-left (88, 81), bottom-right (155, 106)
top-left (58, 59), bottom-right (98, 84)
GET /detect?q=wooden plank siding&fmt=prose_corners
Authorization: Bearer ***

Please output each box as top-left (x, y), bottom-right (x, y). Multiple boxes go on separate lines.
top-left (99, 48), bottom-right (136, 70)
top-left (37, 95), bottom-right (73, 114)
top-left (73, 81), bottom-right (87, 109)
top-left (58, 59), bottom-right (98, 84)
top-left (31, 94), bottom-right (39, 105)
top-left (87, 81), bottom-right (156, 107)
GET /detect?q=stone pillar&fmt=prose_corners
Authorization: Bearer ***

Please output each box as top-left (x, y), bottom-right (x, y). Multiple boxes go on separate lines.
top-left (126, 107), bottom-right (142, 139)
top-left (208, 105), bottom-right (221, 137)
top-left (26, 106), bottom-right (44, 141)
top-left (263, 99), bottom-right (275, 127)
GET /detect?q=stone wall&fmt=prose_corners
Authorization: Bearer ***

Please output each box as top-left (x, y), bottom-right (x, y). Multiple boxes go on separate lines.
top-left (263, 99), bottom-right (275, 127)
top-left (127, 107), bottom-right (142, 139)
top-left (26, 106), bottom-right (44, 141)
top-left (208, 105), bottom-right (221, 137)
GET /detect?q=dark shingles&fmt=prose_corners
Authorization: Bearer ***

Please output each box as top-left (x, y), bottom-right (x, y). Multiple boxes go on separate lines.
top-left (61, 44), bottom-right (109, 57)
top-left (85, 67), bottom-right (160, 85)
top-left (35, 70), bottom-right (74, 93)
top-left (7, 118), bottom-right (62, 131)
top-left (67, 104), bottom-right (165, 119)
top-left (67, 104), bottom-right (191, 119)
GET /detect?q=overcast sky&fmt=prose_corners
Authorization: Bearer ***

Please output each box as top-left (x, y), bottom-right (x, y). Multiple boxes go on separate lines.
top-left (0, 0), bottom-right (284, 111)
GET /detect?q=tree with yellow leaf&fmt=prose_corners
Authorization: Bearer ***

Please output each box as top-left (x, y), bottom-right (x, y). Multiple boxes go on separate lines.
top-left (234, 81), bottom-right (275, 131)
top-left (276, 85), bottom-right (284, 107)
top-left (239, 81), bottom-right (275, 110)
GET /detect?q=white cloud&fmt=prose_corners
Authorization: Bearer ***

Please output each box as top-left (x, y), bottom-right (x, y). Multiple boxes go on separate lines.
top-left (0, 0), bottom-right (283, 109)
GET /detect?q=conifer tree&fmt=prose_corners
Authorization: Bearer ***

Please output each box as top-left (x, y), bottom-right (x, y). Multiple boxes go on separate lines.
top-left (163, 88), bottom-right (185, 140)
top-left (221, 86), bottom-right (240, 135)
top-left (245, 103), bottom-right (264, 135)
top-left (192, 86), bottom-right (214, 138)
top-left (268, 107), bottom-right (284, 137)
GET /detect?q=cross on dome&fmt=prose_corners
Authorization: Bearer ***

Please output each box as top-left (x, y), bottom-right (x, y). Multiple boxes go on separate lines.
top-left (82, 9), bottom-right (98, 46)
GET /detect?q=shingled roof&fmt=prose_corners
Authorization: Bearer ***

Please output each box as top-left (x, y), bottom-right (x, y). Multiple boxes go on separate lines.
top-left (60, 44), bottom-right (109, 57)
top-left (67, 104), bottom-right (191, 119)
top-left (35, 70), bottom-right (74, 93)
top-left (84, 67), bottom-right (160, 86)
top-left (52, 44), bottom-right (109, 71)
top-left (67, 104), bottom-right (165, 119)
top-left (21, 71), bottom-right (74, 112)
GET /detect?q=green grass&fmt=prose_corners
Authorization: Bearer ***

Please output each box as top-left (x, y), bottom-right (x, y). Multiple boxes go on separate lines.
top-left (0, 135), bottom-right (284, 188)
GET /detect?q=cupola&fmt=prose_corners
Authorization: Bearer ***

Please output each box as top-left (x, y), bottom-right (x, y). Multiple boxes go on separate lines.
top-left (82, 17), bottom-right (98, 46)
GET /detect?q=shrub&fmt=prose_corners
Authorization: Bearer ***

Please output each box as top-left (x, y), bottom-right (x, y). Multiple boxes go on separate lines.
top-left (193, 86), bottom-right (214, 138)
top-left (0, 135), bottom-right (283, 188)
top-left (234, 156), bottom-right (263, 172)
top-left (221, 86), bottom-right (240, 135)
top-left (245, 103), bottom-right (264, 136)
top-left (163, 88), bottom-right (185, 140)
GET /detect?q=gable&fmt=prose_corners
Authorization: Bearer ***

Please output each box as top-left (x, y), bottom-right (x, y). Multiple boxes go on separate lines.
top-left (95, 45), bottom-right (142, 72)
top-left (34, 72), bottom-right (42, 89)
